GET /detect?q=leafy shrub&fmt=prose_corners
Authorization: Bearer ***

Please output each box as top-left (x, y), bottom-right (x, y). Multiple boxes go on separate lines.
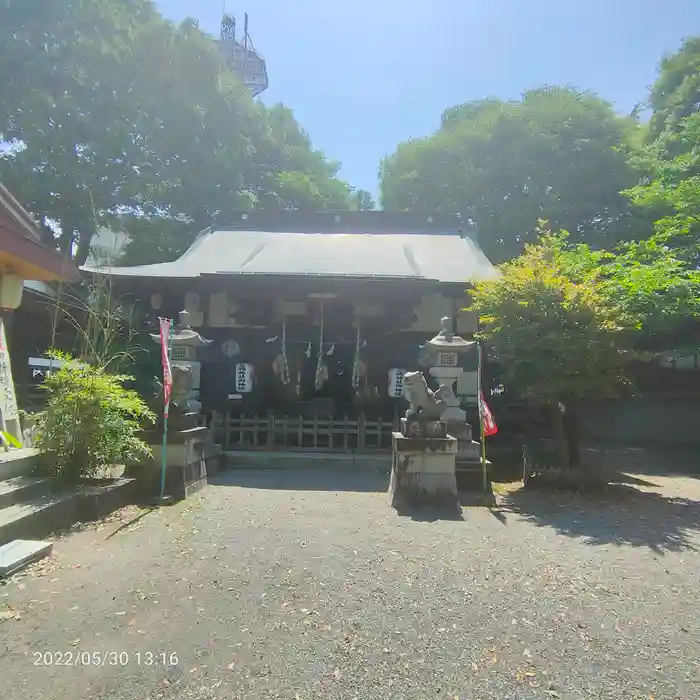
top-left (34, 352), bottom-right (155, 482)
top-left (18, 410), bottom-right (39, 447)
top-left (0, 430), bottom-right (21, 450)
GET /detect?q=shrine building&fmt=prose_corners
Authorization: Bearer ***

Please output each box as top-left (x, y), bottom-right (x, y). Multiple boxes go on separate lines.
top-left (86, 211), bottom-right (499, 454)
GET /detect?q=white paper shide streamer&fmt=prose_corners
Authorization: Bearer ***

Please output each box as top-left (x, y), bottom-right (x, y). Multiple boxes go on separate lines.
top-left (351, 320), bottom-right (362, 390)
top-left (314, 302), bottom-right (328, 390)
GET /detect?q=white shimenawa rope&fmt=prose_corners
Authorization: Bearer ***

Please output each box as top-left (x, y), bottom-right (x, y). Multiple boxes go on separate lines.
top-left (351, 320), bottom-right (361, 389)
top-left (315, 302), bottom-right (325, 390)
top-left (280, 317), bottom-right (290, 385)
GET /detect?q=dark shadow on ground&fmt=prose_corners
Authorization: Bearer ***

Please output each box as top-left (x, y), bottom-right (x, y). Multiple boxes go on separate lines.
top-left (393, 502), bottom-right (465, 523)
top-left (488, 507), bottom-right (508, 525)
top-left (502, 484), bottom-right (700, 553)
top-left (209, 467), bottom-right (390, 494)
top-left (102, 507), bottom-right (155, 540)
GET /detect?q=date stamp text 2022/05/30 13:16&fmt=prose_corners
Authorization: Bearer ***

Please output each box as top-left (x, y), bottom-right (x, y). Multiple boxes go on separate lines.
top-left (33, 651), bottom-right (180, 668)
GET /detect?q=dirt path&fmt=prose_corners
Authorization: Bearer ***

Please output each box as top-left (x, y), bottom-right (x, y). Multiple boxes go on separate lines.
top-left (0, 469), bottom-right (698, 699)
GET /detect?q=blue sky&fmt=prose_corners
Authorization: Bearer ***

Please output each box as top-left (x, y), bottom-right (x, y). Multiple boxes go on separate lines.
top-left (158, 0), bottom-right (700, 196)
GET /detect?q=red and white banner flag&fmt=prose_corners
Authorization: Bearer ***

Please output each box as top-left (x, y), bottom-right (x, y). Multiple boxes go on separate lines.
top-left (479, 390), bottom-right (498, 437)
top-left (159, 318), bottom-right (173, 418)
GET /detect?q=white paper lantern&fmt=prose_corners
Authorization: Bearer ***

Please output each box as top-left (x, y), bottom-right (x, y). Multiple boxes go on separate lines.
top-left (235, 363), bottom-right (254, 393)
top-left (0, 273), bottom-right (23, 310)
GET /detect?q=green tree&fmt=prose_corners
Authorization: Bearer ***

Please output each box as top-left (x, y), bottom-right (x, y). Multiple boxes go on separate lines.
top-left (0, 0), bottom-right (170, 260)
top-left (0, 1), bottom-right (357, 265)
top-left (648, 36), bottom-right (700, 140)
top-left (469, 226), bottom-right (700, 467)
top-left (349, 188), bottom-right (377, 211)
top-left (246, 103), bottom-right (354, 211)
top-left (625, 38), bottom-right (700, 265)
top-left (626, 119), bottom-right (700, 264)
top-left (116, 217), bottom-right (198, 266)
top-left (118, 102), bottom-right (359, 264)
top-left (380, 87), bottom-right (645, 263)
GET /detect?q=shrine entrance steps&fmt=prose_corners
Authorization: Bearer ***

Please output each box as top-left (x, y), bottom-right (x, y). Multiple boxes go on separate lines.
top-left (223, 449), bottom-right (487, 475)
top-left (0, 449), bottom-right (136, 575)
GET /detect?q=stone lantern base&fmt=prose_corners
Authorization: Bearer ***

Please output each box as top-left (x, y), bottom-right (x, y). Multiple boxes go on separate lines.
top-left (445, 421), bottom-right (480, 460)
top-left (446, 421), bottom-right (496, 506)
top-left (127, 426), bottom-right (213, 501)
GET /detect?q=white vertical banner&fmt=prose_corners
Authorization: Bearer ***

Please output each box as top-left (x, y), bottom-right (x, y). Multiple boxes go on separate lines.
top-left (0, 316), bottom-right (19, 426)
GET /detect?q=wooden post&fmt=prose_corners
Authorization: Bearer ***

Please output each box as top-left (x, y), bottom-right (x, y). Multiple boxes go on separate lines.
top-left (267, 413), bottom-right (274, 448)
top-left (358, 412), bottom-right (366, 452)
top-left (224, 410), bottom-right (231, 450)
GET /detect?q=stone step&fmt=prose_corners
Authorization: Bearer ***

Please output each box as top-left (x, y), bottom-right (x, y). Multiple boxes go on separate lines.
top-left (0, 490), bottom-right (80, 547)
top-left (0, 448), bottom-right (41, 481)
top-left (455, 458), bottom-right (490, 472)
top-left (0, 476), bottom-right (55, 510)
top-left (225, 450), bottom-right (391, 472)
top-left (0, 539), bottom-right (53, 577)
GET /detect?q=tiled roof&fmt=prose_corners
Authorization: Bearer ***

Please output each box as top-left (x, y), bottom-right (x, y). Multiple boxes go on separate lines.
top-left (0, 183), bottom-right (77, 281)
top-left (85, 227), bottom-right (499, 284)
top-left (0, 183), bottom-right (42, 243)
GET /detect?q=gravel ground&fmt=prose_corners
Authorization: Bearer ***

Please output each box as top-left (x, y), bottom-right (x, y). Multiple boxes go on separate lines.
top-left (1, 468), bottom-right (699, 700)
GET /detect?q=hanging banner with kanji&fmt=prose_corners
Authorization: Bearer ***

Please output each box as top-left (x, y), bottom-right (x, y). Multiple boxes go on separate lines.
top-left (159, 318), bottom-right (173, 418)
top-left (479, 389), bottom-right (498, 437)
top-left (0, 317), bottom-right (19, 425)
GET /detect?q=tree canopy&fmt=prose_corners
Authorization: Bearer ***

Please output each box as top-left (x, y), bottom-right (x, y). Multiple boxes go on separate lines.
top-left (648, 36), bottom-right (700, 140)
top-left (468, 226), bottom-right (700, 465)
top-left (470, 231), bottom-right (625, 408)
top-left (380, 87), bottom-right (647, 263)
top-left (625, 39), bottom-right (700, 266)
top-left (0, 0), bottom-right (357, 264)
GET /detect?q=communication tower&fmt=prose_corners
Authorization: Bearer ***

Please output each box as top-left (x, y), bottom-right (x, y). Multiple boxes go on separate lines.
top-left (219, 12), bottom-right (268, 97)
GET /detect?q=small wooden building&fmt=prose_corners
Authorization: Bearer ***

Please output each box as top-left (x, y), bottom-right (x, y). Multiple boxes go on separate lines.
top-left (0, 183), bottom-right (77, 441)
top-left (88, 212), bottom-right (499, 453)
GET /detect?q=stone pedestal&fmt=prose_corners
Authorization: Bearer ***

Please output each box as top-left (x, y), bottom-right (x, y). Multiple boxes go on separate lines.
top-left (389, 431), bottom-right (460, 514)
top-left (128, 426), bottom-right (210, 500)
top-left (400, 417), bottom-right (447, 439)
top-left (446, 421), bottom-right (481, 461)
top-left (446, 421), bottom-right (495, 505)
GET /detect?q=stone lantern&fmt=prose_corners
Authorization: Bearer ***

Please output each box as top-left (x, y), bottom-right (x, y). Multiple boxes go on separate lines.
top-left (426, 317), bottom-right (475, 423)
top-left (425, 316), bottom-right (480, 463)
top-left (133, 309), bottom-right (217, 501)
top-left (150, 309), bottom-right (213, 358)
top-left (387, 317), bottom-right (491, 513)
top-left (150, 310), bottom-right (213, 413)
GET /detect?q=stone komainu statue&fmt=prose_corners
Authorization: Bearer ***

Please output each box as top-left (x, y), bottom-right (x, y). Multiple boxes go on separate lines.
top-left (402, 371), bottom-right (446, 422)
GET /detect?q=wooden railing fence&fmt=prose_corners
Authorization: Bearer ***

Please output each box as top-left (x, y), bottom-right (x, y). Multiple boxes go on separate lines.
top-left (202, 411), bottom-right (398, 452)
